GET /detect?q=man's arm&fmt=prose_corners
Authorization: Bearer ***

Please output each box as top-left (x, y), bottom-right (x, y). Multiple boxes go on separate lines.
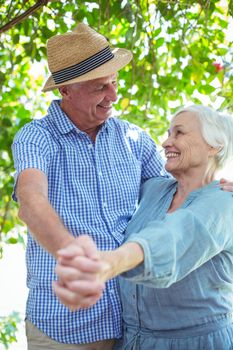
top-left (16, 168), bottom-right (76, 257)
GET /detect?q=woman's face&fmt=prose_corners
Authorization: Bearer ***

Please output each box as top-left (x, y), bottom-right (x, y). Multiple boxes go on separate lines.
top-left (162, 112), bottom-right (213, 177)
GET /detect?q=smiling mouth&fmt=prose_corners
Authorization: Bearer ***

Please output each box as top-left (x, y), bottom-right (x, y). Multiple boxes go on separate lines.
top-left (98, 104), bottom-right (112, 109)
top-left (166, 152), bottom-right (180, 159)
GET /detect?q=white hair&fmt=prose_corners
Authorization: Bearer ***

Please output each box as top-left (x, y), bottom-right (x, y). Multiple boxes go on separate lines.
top-left (172, 104), bottom-right (233, 172)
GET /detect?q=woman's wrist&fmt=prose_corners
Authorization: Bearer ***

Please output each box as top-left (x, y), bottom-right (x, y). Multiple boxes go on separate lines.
top-left (99, 242), bottom-right (144, 281)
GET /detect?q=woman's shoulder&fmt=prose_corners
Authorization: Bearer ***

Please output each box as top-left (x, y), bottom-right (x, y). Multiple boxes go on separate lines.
top-left (197, 181), bottom-right (233, 203)
top-left (189, 181), bottom-right (233, 222)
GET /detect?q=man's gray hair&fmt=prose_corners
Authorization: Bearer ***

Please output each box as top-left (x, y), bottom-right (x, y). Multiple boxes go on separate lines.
top-left (173, 104), bottom-right (233, 171)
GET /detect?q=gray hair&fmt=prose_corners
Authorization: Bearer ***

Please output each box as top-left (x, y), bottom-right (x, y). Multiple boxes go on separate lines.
top-left (172, 104), bottom-right (233, 172)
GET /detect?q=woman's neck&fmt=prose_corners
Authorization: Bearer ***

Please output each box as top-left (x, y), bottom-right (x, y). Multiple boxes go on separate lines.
top-left (168, 171), bottom-right (216, 213)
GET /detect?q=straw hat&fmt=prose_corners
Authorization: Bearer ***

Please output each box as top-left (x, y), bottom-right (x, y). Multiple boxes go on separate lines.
top-left (42, 23), bottom-right (133, 92)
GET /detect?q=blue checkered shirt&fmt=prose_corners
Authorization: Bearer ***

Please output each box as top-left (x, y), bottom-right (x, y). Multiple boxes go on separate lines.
top-left (12, 100), bottom-right (168, 344)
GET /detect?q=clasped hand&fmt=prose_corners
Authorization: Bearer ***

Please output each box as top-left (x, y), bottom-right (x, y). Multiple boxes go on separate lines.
top-left (53, 235), bottom-right (111, 311)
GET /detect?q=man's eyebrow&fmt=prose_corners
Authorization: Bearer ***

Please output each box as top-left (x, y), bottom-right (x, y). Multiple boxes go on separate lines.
top-left (94, 79), bottom-right (117, 88)
top-left (95, 83), bottom-right (104, 87)
top-left (90, 82), bottom-right (105, 90)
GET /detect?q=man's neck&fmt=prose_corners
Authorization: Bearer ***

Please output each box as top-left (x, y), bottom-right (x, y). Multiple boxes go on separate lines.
top-left (82, 125), bottom-right (103, 141)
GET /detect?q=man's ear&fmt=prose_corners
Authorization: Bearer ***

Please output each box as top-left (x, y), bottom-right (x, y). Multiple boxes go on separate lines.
top-left (59, 86), bottom-right (70, 98)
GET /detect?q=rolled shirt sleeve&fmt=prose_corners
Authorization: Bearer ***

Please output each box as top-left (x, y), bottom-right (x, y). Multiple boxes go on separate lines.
top-left (122, 185), bottom-right (233, 288)
top-left (12, 123), bottom-right (52, 201)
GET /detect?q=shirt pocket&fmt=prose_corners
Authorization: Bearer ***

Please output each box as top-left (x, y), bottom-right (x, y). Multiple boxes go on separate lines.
top-left (107, 156), bottom-right (142, 209)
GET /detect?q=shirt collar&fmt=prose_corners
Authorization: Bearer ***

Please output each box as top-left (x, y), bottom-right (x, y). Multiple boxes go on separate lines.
top-left (48, 100), bottom-right (76, 135)
top-left (182, 180), bottom-right (220, 204)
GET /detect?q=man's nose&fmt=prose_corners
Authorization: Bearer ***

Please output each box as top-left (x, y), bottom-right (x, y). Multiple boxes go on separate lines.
top-left (106, 84), bottom-right (118, 102)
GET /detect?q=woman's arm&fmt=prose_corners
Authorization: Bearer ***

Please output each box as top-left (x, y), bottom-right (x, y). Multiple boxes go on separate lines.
top-left (122, 192), bottom-right (233, 288)
top-left (99, 242), bottom-right (144, 280)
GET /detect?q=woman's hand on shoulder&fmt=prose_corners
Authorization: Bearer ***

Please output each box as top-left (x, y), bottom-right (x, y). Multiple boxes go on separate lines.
top-left (219, 178), bottom-right (233, 192)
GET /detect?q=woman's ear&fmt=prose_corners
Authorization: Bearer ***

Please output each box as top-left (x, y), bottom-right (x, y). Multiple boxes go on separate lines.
top-left (208, 145), bottom-right (221, 157)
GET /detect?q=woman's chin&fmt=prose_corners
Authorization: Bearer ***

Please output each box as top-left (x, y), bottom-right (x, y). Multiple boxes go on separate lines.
top-left (165, 163), bottom-right (174, 173)
top-left (165, 164), bottom-right (179, 178)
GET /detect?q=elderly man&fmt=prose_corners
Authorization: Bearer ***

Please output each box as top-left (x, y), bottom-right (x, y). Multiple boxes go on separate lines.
top-left (12, 23), bottom-right (167, 350)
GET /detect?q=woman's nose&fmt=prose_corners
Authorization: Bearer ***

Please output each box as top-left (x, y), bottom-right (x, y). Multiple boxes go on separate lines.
top-left (162, 134), bottom-right (173, 149)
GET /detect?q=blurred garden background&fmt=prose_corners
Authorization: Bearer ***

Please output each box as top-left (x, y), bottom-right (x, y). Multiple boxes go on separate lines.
top-left (0, 0), bottom-right (233, 348)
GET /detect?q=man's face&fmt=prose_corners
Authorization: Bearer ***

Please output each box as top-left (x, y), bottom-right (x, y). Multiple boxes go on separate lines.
top-left (61, 74), bottom-right (118, 129)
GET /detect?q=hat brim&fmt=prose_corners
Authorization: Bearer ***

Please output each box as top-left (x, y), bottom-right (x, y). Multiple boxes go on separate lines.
top-left (42, 48), bottom-right (132, 92)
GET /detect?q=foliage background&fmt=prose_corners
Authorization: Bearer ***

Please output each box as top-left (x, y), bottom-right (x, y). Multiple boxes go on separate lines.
top-left (0, 0), bottom-right (233, 348)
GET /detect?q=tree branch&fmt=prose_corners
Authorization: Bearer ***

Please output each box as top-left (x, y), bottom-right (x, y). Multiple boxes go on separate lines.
top-left (0, 0), bottom-right (52, 35)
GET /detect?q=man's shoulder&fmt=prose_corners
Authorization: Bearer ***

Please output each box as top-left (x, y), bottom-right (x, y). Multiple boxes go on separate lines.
top-left (13, 116), bottom-right (51, 143)
top-left (14, 100), bottom-right (62, 142)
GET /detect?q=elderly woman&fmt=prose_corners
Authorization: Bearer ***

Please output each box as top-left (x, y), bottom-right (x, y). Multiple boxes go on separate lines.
top-left (54, 105), bottom-right (233, 349)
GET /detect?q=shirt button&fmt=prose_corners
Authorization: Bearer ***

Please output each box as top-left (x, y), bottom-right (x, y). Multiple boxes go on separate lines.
top-left (88, 144), bottom-right (93, 149)
top-left (99, 171), bottom-right (102, 176)
top-left (103, 202), bottom-right (107, 208)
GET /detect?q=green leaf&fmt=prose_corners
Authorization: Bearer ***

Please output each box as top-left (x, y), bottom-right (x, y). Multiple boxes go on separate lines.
top-left (0, 72), bottom-right (5, 86)
top-left (155, 37), bottom-right (165, 48)
top-left (41, 26), bottom-right (54, 39)
top-left (12, 34), bottom-right (20, 45)
top-left (199, 84), bottom-right (216, 94)
top-left (7, 237), bottom-right (18, 244)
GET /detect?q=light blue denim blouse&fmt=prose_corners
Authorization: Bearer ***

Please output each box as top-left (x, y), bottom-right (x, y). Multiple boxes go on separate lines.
top-left (118, 177), bottom-right (233, 350)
